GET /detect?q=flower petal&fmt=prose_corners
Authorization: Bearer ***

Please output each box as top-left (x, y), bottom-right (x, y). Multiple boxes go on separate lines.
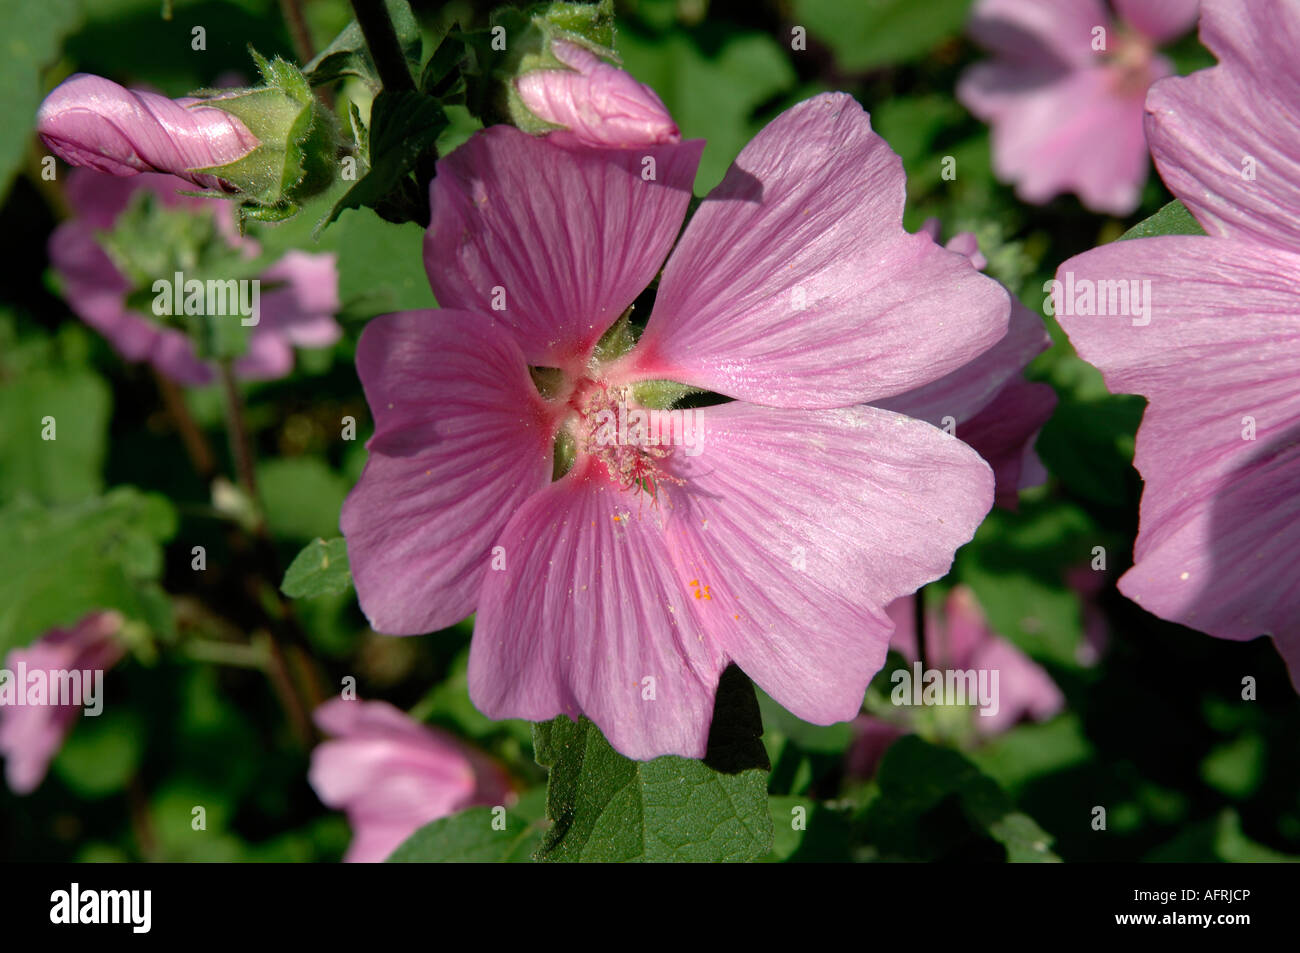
top-left (959, 63), bottom-right (1156, 214)
top-left (624, 93), bottom-right (1009, 408)
top-left (876, 297), bottom-right (1049, 431)
top-left (665, 403), bottom-right (996, 725)
top-left (47, 219), bottom-right (212, 385)
top-left (967, 0), bottom-right (1109, 68)
top-left (469, 456), bottom-right (727, 760)
top-left (425, 126), bottom-right (702, 367)
top-left (959, 377), bottom-right (1057, 509)
top-left (341, 311), bottom-right (557, 635)
top-left (1113, 0), bottom-right (1201, 44)
top-left (1056, 236), bottom-right (1300, 667)
top-left (1145, 0), bottom-right (1300, 254)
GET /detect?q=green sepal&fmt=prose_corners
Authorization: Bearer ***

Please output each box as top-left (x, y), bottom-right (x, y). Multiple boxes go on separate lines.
top-left (190, 49), bottom-right (339, 227)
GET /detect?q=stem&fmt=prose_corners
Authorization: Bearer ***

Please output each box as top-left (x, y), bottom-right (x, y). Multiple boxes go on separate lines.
top-left (348, 0), bottom-right (436, 216)
top-left (219, 362), bottom-right (263, 528)
top-left (182, 638), bottom-right (269, 670)
top-left (278, 0), bottom-right (316, 64)
top-left (217, 363), bottom-right (326, 742)
top-left (349, 0), bottom-right (415, 92)
top-left (155, 370), bottom-right (216, 480)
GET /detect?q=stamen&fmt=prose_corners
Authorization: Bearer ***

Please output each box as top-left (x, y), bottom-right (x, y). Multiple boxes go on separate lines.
top-left (573, 380), bottom-right (684, 505)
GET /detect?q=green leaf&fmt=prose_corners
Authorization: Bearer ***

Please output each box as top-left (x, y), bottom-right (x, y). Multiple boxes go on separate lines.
top-left (794, 0), bottom-right (973, 73)
top-left (968, 714), bottom-right (1094, 792)
top-left (533, 666), bottom-right (773, 862)
top-left (0, 488), bottom-right (176, 653)
top-left (0, 364), bottom-right (110, 504)
top-left (304, 0), bottom-right (422, 91)
top-left (0, 0), bottom-right (81, 198)
top-left (52, 709), bottom-right (145, 798)
top-left (856, 735), bottom-right (1060, 862)
top-left (337, 207), bottom-right (438, 313)
top-left (319, 90), bottom-right (446, 230)
top-left (1119, 199), bottom-right (1207, 240)
top-left (281, 537), bottom-right (352, 599)
top-left (256, 456), bottom-right (349, 542)
top-left (764, 795), bottom-right (853, 862)
top-left (618, 30), bottom-right (796, 192)
top-left (387, 789), bottom-right (548, 862)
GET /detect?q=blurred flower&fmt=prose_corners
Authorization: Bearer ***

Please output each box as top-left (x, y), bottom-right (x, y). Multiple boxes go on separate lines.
top-left (0, 611), bottom-right (125, 795)
top-left (514, 39), bottom-right (679, 148)
top-left (308, 698), bottom-right (511, 863)
top-left (889, 587), bottom-right (1064, 736)
top-left (848, 587), bottom-right (1064, 776)
top-left (876, 219), bottom-right (1057, 509)
top-left (1055, 0), bottom-right (1300, 688)
top-left (48, 168), bottom-right (341, 386)
top-left (342, 93), bottom-right (1011, 760)
top-left (37, 73), bottom-right (259, 192)
top-left (958, 0), bottom-right (1200, 214)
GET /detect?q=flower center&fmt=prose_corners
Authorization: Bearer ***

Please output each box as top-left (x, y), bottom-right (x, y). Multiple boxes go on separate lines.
top-left (567, 378), bottom-right (685, 502)
top-left (1106, 30), bottom-right (1157, 97)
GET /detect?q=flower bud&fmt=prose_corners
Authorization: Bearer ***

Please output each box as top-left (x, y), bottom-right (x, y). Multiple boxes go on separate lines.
top-left (513, 39), bottom-right (678, 148)
top-left (37, 73), bottom-right (259, 191)
top-left (37, 52), bottom-right (339, 225)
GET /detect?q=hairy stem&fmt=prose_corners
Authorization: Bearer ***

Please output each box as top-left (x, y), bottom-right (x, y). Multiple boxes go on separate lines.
top-left (279, 0), bottom-right (317, 64)
top-left (349, 0), bottom-right (415, 92)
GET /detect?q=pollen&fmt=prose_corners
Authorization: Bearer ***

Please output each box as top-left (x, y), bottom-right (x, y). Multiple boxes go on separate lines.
top-left (572, 380), bottom-right (684, 504)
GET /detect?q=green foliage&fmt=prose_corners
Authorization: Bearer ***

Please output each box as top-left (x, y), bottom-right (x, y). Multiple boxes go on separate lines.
top-left (0, 0), bottom-right (81, 198)
top-left (281, 537), bottom-right (352, 598)
top-left (0, 489), bottom-right (176, 653)
top-left (619, 29), bottom-right (796, 191)
top-left (794, 0), bottom-right (973, 72)
top-left (304, 0), bottom-right (422, 91)
top-left (320, 90), bottom-right (446, 229)
top-left (388, 789), bottom-right (548, 862)
top-left (0, 321), bottom-right (110, 505)
top-left (855, 736), bottom-right (1059, 862)
top-left (532, 668), bottom-right (773, 862)
top-left (1119, 199), bottom-right (1207, 240)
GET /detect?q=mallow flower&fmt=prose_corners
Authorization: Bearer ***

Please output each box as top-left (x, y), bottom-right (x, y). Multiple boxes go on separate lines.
top-left (959, 0), bottom-right (1200, 214)
top-left (1054, 0), bottom-right (1300, 687)
top-left (308, 698), bottom-right (511, 863)
top-left (48, 168), bottom-right (341, 386)
top-left (0, 611), bottom-right (125, 795)
top-left (878, 219), bottom-right (1057, 509)
top-left (514, 39), bottom-right (679, 148)
top-left (342, 93), bottom-right (1011, 760)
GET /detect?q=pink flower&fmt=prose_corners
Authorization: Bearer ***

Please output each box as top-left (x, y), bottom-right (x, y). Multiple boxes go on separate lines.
top-left (514, 40), bottom-right (678, 148)
top-left (308, 698), bottom-right (512, 863)
top-left (37, 74), bottom-right (259, 192)
top-left (959, 0), bottom-right (1200, 214)
top-left (0, 611), bottom-right (125, 795)
top-left (341, 93), bottom-right (1012, 760)
top-left (847, 587), bottom-right (1064, 776)
top-left (1054, 0), bottom-right (1300, 688)
top-left (48, 168), bottom-right (341, 385)
top-left (889, 587), bottom-right (1065, 735)
top-left (876, 219), bottom-right (1057, 509)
